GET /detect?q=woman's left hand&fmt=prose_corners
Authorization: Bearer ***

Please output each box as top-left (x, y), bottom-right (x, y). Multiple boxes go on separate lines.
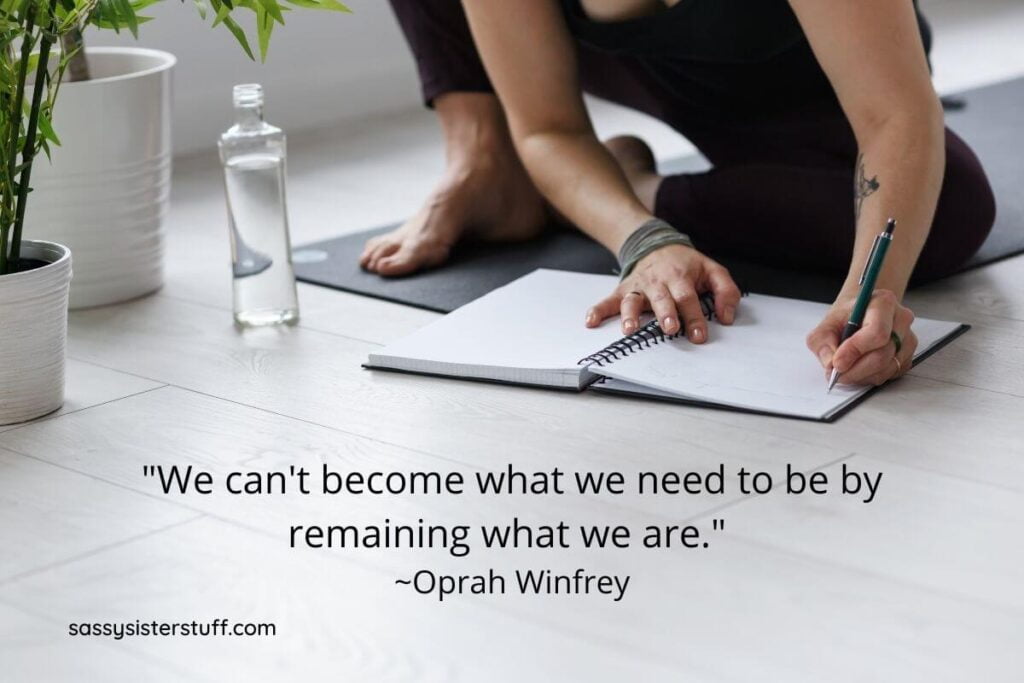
top-left (806, 289), bottom-right (918, 386)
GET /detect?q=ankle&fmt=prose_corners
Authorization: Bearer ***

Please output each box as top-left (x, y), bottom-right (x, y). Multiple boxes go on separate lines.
top-left (435, 92), bottom-right (515, 167)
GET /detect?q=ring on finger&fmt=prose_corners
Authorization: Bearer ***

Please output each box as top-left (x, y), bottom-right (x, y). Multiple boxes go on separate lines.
top-left (625, 291), bottom-right (644, 299)
top-left (893, 356), bottom-right (903, 377)
top-left (890, 331), bottom-right (903, 355)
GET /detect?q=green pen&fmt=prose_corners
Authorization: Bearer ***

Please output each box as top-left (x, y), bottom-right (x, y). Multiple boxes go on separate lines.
top-left (827, 218), bottom-right (896, 392)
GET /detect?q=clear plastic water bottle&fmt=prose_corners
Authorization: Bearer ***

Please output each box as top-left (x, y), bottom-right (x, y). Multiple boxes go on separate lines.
top-left (218, 84), bottom-right (299, 327)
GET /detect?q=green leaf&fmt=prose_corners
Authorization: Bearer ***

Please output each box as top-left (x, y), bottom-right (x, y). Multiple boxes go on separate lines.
top-left (284, 0), bottom-right (350, 12)
top-left (114, 0), bottom-right (139, 37)
top-left (256, 0), bottom-right (284, 24)
top-left (88, 0), bottom-right (151, 36)
top-left (89, 13), bottom-right (151, 30)
top-left (210, 0), bottom-right (230, 27)
top-left (255, 2), bottom-right (272, 61)
top-left (219, 13), bottom-right (255, 61)
top-left (35, 111), bottom-right (60, 146)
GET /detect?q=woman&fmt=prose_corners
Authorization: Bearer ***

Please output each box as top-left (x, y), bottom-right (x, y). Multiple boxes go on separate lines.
top-left (362, 0), bottom-right (995, 387)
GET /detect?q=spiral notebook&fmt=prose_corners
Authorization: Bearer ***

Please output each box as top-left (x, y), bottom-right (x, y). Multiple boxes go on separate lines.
top-left (366, 270), bottom-right (967, 421)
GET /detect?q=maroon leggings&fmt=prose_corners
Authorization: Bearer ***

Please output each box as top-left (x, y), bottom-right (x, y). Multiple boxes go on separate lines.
top-left (390, 0), bottom-right (996, 283)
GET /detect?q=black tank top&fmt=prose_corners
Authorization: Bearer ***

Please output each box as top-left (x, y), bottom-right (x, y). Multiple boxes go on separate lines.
top-left (561, 0), bottom-right (805, 63)
top-left (561, 0), bottom-right (930, 65)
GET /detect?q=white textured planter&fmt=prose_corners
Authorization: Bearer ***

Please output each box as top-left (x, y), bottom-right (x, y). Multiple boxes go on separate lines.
top-left (26, 47), bottom-right (175, 309)
top-left (0, 241), bottom-right (73, 425)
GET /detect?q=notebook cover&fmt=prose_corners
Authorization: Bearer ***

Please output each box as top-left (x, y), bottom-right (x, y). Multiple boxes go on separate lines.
top-left (360, 363), bottom-right (593, 393)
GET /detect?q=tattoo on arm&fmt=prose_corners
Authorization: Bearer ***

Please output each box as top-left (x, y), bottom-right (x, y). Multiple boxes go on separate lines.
top-left (854, 153), bottom-right (880, 221)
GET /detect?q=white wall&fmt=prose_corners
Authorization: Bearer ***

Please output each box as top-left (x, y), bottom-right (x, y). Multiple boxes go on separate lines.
top-left (86, 0), bottom-right (422, 157)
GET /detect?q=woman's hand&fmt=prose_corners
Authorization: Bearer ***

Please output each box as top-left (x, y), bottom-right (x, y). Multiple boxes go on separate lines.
top-left (585, 244), bottom-right (743, 342)
top-left (806, 289), bottom-right (917, 386)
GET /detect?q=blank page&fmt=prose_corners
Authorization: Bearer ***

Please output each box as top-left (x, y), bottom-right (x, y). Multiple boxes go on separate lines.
top-left (367, 270), bottom-right (627, 388)
top-left (595, 294), bottom-right (964, 420)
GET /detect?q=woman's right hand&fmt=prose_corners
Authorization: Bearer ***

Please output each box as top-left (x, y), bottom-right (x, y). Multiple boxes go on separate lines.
top-left (585, 244), bottom-right (743, 342)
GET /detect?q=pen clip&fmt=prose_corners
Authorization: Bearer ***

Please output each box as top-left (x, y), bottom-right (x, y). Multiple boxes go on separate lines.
top-left (859, 234), bottom-right (883, 286)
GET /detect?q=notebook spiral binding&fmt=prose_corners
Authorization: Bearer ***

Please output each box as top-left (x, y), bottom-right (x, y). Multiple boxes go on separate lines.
top-left (577, 292), bottom-right (717, 368)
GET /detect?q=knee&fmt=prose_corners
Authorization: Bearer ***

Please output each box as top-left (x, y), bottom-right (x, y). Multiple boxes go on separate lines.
top-left (914, 133), bottom-right (996, 282)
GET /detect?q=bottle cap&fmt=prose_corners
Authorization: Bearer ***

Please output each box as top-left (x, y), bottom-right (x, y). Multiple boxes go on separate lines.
top-left (233, 83), bottom-right (264, 107)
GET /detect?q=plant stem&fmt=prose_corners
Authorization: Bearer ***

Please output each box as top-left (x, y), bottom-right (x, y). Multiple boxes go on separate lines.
top-left (10, 0), bottom-right (59, 269)
top-left (1, 6), bottom-right (36, 274)
top-left (62, 28), bottom-right (90, 82)
top-left (9, 7), bottom-right (34, 185)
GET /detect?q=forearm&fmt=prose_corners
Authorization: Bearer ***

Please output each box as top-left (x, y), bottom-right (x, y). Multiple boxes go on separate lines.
top-left (517, 129), bottom-right (652, 252)
top-left (840, 109), bottom-right (945, 300)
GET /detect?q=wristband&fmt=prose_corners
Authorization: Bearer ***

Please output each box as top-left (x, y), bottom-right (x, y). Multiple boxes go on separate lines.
top-left (617, 218), bottom-right (694, 280)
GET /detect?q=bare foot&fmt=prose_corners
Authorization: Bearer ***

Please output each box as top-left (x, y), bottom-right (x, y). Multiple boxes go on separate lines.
top-left (603, 135), bottom-right (663, 212)
top-left (360, 95), bottom-right (546, 277)
top-left (360, 156), bottom-right (546, 277)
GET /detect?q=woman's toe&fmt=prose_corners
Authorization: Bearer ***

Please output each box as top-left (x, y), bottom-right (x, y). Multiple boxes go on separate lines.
top-left (376, 248), bottom-right (418, 277)
top-left (367, 241), bottom-right (400, 271)
top-left (378, 243), bottom-right (450, 277)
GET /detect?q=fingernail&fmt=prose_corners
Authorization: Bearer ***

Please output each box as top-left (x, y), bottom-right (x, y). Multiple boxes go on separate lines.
top-left (691, 326), bottom-right (705, 343)
top-left (623, 319), bottom-right (636, 334)
top-left (585, 311), bottom-right (596, 326)
top-left (724, 306), bottom-right (735, 324)
top-left (663, 317), bottom-right (676, 333)
top-left (817, 347), bottom-right (832, 367)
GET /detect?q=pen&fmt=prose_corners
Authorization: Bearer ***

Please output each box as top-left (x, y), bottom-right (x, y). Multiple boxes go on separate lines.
top-left (827, 218), bottom-right (896, 393)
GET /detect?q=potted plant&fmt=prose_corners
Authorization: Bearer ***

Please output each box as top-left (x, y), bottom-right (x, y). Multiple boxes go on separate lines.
top-left (23, 0), bottom-right (348, 310)
top-left (0, 0), bottom-right (348, 425)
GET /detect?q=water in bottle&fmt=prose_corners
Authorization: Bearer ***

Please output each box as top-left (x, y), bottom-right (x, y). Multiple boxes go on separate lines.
top-left (218, 84), bottom-right (299, 326)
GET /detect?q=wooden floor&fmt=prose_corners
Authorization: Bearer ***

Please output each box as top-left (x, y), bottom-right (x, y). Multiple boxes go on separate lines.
top-left (3, 2), bottom-right (1024, 680)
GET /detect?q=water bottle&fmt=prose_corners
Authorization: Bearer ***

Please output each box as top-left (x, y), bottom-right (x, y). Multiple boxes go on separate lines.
top-left (218, 84), bottom-right (299, 327)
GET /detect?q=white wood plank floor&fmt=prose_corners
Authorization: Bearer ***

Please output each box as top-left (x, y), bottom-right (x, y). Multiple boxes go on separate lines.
top-left (2, 2), bottom-right (1023, 680)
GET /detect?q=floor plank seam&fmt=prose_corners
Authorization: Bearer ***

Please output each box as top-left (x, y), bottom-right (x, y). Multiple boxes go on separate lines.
top-left (0, 440), bottom-right (243, 526)
top-left (0, 442), bottom-right (408, 584)
top-left (7, 374), bottom-right (801, 514)
top-left (150, 291), bottom-right (390, 347)
top-left (164, 384), bottom-right (612, 471)
top-left (65, 356), bottom-right (175, 387)
top-left (0, 383), bottom-right (169, 436)
top-left (864, 461), bottom-right (1023, 496)
top-left (674, 421), bottom-right (1023, 496)
top-left (959, 310), bottom-right (1024, 325)
top-left (4, 372), bottom-right (491, 478)
top-left (909, 372), bottom-right (1024, 399)
top-left (0, 514), bottom-right (206, 588)
top-left (678, 451), bottom-right (859, 526)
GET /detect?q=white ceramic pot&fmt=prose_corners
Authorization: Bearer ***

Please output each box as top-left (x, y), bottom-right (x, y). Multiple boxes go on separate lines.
top-left (0, 241), bottom-right (73, 425)
top-left (25, 47), bottom-right (175, 309)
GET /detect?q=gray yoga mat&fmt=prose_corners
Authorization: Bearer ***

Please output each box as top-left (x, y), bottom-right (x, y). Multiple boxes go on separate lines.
top-left (295, 77), bottom-right (1024, 312)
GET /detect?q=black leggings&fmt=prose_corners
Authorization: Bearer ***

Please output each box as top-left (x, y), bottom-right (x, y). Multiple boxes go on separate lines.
top-left (389, 0), bottom-right (996, 283)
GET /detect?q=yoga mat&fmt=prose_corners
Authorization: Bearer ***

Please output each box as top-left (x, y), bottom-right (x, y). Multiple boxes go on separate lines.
top-left (295, 78), bottom-right (1024, 312)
